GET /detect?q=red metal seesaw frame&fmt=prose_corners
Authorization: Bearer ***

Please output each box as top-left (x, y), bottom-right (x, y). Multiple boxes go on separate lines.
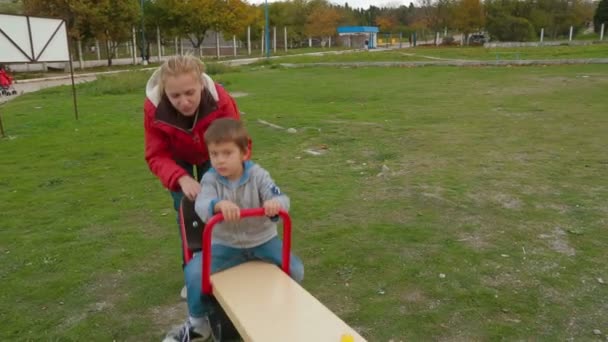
top-left (202, 208), bottom-right (292, 295)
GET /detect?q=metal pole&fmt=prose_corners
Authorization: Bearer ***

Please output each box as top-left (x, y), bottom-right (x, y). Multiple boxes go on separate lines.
top-left (540, 28), bottom-right (544, 43)
top-left (65, 25), bottom-right (79, 120)
top-left (77, 40), bottom-right (84, 70)
top-left (69, 56), bottom-right (79, 120)
top-left (216, 32), bottom-right (220, 58)
top-left (0, 105), bottom-right (5, 138)
top-left (284, 26), bottom-right (287, 52)
top-left (132, 27), bottom-right (137, 64)
top-left (140, 0), bottom-right (147, 64)
top-left (247, 26), bottom-right (251, 55)
top-left (95, 39), bottom-right (101, 60)
top-left (157, 26), bottom-right (162, 62)
top-left (265, 0), bottom-right (269, 58)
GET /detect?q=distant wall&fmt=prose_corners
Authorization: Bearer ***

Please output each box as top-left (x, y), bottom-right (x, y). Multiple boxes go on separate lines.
top-left (485, 40), bottom-right (607, 48)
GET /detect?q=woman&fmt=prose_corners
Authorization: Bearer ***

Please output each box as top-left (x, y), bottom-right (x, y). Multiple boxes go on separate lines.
top-left (143, 55), bottom-right (241, 297)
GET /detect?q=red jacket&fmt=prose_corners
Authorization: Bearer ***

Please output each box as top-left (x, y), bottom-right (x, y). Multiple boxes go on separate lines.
top-left (0, 69), bottom-right (13, 87)
top-left (144, 72), bottom-right (240, 191)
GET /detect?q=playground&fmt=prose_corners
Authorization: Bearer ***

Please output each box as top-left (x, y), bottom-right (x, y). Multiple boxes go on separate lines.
top-left (1, 58), bottom-right (607, 339)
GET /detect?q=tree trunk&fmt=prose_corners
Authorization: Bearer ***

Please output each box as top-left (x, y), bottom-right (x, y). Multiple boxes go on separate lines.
top-left (105, 39), bottom-right (113, 66)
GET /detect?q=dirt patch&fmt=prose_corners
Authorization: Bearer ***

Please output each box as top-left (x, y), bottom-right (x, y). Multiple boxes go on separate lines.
top-left (149, 301), bottom-right (188, 328)
top-left (323, 119), bottom-right (385, 128)
top-left (400, 289), bottom-right (427, 304)
top-left (416, 184), bottom-right (457, 206)
top-left (481, 272), bottom-right (523, 289)
top-left (467, 190), bottom-right (522, 210)
top-left (458, 233), bottom-right (491, 250)
top-left (59, 271), bottom-right (125, 330)
top-left (539, 227), bottom-right (576, 256)
top-left (493, 193), bottom-right (522, 210)
top-left (229, 91), bottom-right (249, 98)
top-left (534, 203), bottom-right (570, 214)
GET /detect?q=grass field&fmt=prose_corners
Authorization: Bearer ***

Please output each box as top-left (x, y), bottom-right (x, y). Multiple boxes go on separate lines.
top-left (1, 63), bottom-right (607, 341)
top-left (267, 44), bottom-right (608, 64)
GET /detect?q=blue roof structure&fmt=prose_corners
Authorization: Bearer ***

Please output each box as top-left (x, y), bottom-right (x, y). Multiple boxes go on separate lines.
top-left (337, 26), bottom-right (379, 34)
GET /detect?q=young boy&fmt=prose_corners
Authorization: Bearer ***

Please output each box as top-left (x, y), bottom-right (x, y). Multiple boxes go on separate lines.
top-left (163, 118), bottom-right (305, 342)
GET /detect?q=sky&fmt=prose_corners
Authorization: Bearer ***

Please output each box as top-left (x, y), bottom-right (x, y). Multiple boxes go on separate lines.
top-left (247, 0), bottom-right (411, 10)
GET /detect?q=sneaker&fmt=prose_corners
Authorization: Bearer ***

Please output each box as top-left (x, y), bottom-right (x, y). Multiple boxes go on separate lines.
top-left (162, 319), bottom-right (211, 342)
top-left (180, 285), bottom-right (187, 300)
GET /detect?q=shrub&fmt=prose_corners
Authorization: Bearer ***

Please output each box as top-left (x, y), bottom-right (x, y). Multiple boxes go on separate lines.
top-left (487, 15), bottom-right (536, 42)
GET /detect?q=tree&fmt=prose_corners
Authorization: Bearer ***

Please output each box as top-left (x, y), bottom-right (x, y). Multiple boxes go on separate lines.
top-left (0, 0), bottom-right (22, 14)
top-left (452, 0), bottom-right (485, 43)
top-left (156, 0), bottom-right (215, 50)
top-left (139, 0), bottom-right (165, 60)
top-left (305, 4), bottom-right (342, 43)
top-left (23, 0), bottom-right (139, 65)
top-left (212, 0), bottom-right (248, 40)
top-left (375, 14), bottom-right (398, 32)
top-left (22, 0), bottom-right (90, 40)
top-left (235, 4), bottom-right (264, 48)
top-left (595, 0), bottom-right (608, 33)
top-left (87, 0), bottom-right (140, 66)
top-left (266, 0), bottom-right (310, 48)
top-left (486, 14), bottom-right (535, 41)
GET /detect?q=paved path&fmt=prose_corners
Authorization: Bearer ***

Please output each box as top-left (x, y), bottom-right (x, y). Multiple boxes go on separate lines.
top-left (0, 49), bottom-right (371, 103)
top-left (2, 47), bottom-right (606, 104)
top-left (0, 75), bottom-right (99, 104)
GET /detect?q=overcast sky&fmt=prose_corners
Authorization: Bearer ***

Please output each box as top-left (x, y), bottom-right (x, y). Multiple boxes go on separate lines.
top-left (247, 0), bottom-right (412, 10)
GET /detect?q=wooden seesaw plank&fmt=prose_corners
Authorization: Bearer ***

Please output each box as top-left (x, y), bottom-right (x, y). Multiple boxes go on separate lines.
top-left (211, 261), bottom-right (367, 342)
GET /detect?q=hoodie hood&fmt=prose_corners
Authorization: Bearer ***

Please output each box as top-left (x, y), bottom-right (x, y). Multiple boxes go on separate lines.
top-left (145, 68), bottom-right (219, 106)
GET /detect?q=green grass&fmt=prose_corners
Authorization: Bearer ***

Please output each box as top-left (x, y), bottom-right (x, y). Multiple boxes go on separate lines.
top-left (1, 64), bottom-right (607, 340)
top-left (11, 47), bottom-right (351, 80)
top-left (11, 63), bottom-right (159, 81)
top-left (266, 44), bottom-right (608, 64)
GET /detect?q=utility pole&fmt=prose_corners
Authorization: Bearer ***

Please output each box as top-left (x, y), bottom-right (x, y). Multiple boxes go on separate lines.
top-left (140, 0), bottom-right (147, 64)
top-left (265, 0), bottom-right (270, 58)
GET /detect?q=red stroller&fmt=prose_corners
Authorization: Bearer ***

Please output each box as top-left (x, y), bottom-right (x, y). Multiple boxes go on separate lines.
top-left (0, 66), bottom-right (18, 97)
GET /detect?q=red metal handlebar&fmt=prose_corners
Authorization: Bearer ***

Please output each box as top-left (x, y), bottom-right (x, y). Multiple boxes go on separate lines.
top-left (202, 208), bottom-right (292, 295)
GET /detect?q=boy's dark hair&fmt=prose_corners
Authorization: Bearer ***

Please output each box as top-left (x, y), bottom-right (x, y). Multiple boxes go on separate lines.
top-left (204, 118), bottom-right (249, 153)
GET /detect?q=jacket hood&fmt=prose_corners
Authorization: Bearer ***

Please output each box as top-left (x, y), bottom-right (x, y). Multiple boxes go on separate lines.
top-left (145, 68), bottom-right (219, 106)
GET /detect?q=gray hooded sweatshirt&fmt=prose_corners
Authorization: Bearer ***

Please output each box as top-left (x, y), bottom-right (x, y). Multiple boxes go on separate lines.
top-left (194, 161), bottom-right (290, 248)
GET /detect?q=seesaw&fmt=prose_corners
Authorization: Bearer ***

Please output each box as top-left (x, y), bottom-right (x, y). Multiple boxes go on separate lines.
top-left (179, 198), bottom-right (367, 342)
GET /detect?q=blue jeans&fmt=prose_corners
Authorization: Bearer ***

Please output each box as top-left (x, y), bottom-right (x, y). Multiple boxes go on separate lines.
top-left (184, 236), bottom-right (305, 318)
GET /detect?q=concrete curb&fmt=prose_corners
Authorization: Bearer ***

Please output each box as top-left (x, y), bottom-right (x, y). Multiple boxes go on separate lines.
top-left (15, 67), bottom-right (157, 84)
top-left (279, 58), bottom-right (608, 68)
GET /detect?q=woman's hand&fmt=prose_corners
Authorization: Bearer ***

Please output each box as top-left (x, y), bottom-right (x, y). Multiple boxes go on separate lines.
top-left (215, 200), bottom-right (241, 222)
top-left (177, 175), bottom-right (201, 201)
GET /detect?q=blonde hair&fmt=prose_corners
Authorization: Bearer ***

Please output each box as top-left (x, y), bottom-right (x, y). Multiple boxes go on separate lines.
top-left (158, 54), bottom-right (205, 98)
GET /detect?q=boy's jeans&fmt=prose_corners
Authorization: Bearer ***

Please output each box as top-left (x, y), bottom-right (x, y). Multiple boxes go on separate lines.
top-left (184, 236), bottom-right (305, 318)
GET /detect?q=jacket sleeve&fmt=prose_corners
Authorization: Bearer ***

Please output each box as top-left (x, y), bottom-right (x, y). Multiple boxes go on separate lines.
top-left (258, 168), bottom-right (290, 212)
top-left (215, 84), bottom-right (241, 121)
top-left (194, 172), bottom-right (220, 222)
top-left (144, 99), bottom-right (188, 191)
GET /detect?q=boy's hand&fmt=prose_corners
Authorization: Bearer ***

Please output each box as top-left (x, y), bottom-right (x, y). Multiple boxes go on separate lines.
top-left (263, 199), bottom-right (282, 217)
top-left (215, 200), bottom-right (240, 222)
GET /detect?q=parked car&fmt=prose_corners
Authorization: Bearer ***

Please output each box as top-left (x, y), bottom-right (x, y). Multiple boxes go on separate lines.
top-left (468, 34), bottom-right (489, 45)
